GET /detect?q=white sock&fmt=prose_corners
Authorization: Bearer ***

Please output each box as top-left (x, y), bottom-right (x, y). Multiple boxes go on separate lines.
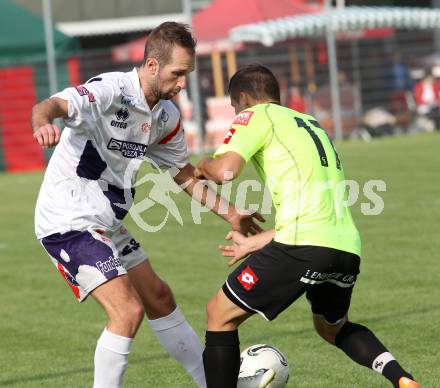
top-left (149, 307), bottom-right (206, 388)
top-left (93, 328), bottom-right (133, 388)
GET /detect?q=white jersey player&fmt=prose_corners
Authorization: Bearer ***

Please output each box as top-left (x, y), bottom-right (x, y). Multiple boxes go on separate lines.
top-left (32, 22), bottom-right (263, 388)
top-left (35, 67), bottom-right (189, 241)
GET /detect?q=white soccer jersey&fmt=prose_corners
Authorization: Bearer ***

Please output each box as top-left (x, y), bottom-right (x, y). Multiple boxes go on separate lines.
top-left (35, 68), bottom-right (189, 239)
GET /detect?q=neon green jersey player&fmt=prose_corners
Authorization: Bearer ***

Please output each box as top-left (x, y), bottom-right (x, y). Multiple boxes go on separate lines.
top-left (215, 99), bottom-right (361, 257)
top-left (195, 65), bottom-right (419, 388)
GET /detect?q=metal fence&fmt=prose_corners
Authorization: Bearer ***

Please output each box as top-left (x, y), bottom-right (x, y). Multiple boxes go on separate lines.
top-left (0, 27), bottom-right (439, 171)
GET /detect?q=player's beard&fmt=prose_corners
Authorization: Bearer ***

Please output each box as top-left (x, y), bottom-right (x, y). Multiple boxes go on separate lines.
top-left (159, 87), bottom-right (181, 100)
top-left (151, 77), bottom-right (181, 100)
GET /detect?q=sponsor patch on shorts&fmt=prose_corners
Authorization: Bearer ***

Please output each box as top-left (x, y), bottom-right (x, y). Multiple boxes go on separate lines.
top-left (237, 265), bottom-right (259, 291)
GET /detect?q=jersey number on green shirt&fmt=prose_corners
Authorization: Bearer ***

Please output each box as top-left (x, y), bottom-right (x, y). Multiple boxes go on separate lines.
top-left (295, 117), bottom-right (341, 170)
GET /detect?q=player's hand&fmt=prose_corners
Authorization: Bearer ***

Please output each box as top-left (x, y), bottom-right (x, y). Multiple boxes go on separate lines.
top-left (219, 231), bottom-right (253, 266)
top-left (33, 123), bottom-right (61, 149)
top-left (193, 157), bottom-right (213, 180)
top-left (193, 166), bottom-right (206, 180)
top-left (229, 209), bottom-right (265, 236)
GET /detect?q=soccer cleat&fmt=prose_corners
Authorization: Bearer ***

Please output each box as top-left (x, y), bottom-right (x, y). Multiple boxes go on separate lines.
top-left (398, 377), bottom-right (421, 388)
top-left (237, 369), bottom-right (276, 388)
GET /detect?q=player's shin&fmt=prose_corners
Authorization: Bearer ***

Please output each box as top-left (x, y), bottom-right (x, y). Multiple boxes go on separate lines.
top-left (335, 322), bottom-right (416, 388)
top-left (203, 330), bottom-right (241, 388)
top-left (148, 306), bottom-right (206, 387)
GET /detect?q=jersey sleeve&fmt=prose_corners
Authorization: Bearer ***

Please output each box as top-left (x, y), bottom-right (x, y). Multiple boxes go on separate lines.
top-left (146, 117), bottom-right (189, 169)
top-left (51, 79), bottom-right (114, 131)
top-left (214, 108), bottom-right (271, 162)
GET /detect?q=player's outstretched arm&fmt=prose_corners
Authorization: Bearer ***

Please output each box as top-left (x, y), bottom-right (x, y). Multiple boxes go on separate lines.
top-left (220, 229), bottom-right (275, 266)
top-left (32, 97), bottom-right (68, 148)
top-left (174, 163), bottom-right (265, 235)
top-left (194, 151), bottom-right (244, 184)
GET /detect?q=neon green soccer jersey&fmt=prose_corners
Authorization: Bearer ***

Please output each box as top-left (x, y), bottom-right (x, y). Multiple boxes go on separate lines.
top-left (214, 103), bottom-right (361, 256)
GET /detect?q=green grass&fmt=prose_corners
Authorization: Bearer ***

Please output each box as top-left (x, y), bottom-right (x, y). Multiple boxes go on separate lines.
top-left (0, 133), bottom-right (439, 387)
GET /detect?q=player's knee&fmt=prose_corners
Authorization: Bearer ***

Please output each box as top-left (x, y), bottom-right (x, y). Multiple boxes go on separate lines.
top-left (152, 279), bottom-right (174, 308)
top-left (314, 323), bottom-right (335, 344)
top-left (142, 279), bottom-right (176, 319)
top-left (132, 300), bottom-right (146, 323)
top-left (205, 294), bottom-right (228, 327)
top-left (109, 298), bottom-right (144, 336)
top-left (313, 314), bottom-right (346, 345)
top-left (206, 295), bottom-right (222, 323)
top-left (124, 298), bottom-right (145, 323)
top-left (205, 296), bottom-right (217, 323)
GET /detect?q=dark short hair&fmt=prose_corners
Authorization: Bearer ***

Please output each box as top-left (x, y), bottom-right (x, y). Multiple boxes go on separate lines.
top-left (228, 64), bottom-right (280, 103)
top-left (144, 22), bottom-right (196, 66)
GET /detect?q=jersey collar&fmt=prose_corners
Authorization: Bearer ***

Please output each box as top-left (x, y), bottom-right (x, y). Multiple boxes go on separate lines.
top-left (126, 67), bottom-right (150, 112)
top-left (127, 67), bottom-right (164, 113)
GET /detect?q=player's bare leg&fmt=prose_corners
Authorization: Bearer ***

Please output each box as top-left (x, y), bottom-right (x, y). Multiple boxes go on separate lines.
top-left (92, 275), bottom-right (145, 388)
top-left (312, 312), bottom-right (347, 345)
top-left (203, 289), bottom-right (252, 388)
top-left (127, 260), bottom-right (176, 318)
top-left (313, 314), bottom-right (420, 388)
top-left (206, 288), bottom-right (252, 331)
top-left (128, 260), bottom-right (206, 387)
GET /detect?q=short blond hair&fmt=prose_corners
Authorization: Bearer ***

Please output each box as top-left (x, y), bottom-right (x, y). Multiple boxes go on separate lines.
top-left (144, 22), bottom-right (196, 66)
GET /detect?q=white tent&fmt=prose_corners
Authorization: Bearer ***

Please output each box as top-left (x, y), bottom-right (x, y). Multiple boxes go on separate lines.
top-left (230, 7), bottom-right (440, 46)
top-left (229, 6), bottom-right (440, 139)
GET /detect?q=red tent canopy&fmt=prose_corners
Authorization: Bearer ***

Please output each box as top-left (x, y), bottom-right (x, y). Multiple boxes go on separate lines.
top-left (112, 37), bottom-right (146, 63)
top-left (193, 0), bottom-right (321, 43)
top-left (112, 0), bottom-right (322, 62)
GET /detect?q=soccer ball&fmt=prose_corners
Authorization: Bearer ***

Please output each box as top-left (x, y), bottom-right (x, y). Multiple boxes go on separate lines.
top-left (237, 344), bottom-right (289, 388)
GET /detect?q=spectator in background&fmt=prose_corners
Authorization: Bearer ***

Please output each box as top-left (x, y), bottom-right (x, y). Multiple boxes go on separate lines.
top-left (385, 53), bottom-right (414, 132)
top-left (385, 53), bottom-right (413, 95)
top-left (288, 84), bottom-right (306, 113)
top-left (414, 71), bottom-right (440, 131)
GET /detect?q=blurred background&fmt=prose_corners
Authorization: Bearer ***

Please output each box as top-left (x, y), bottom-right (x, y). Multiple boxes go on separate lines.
top-left (1, 0), bottom-right (440, 170)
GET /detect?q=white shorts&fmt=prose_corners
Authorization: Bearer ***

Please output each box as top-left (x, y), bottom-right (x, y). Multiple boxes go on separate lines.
top-left (40, 225), bottom-right (147, 302)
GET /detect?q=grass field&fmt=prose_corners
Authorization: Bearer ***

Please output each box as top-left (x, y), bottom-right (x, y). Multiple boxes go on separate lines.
top-left (0, 132), bottom-right (439, 387)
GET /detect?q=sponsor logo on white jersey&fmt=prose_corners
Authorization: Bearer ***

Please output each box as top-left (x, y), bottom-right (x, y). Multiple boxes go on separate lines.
top-left (107, 138), bottom-right (148, 158)
top-left (121, 95), bottom-right (136, 107)
top-left (160, 110), bottom-right (169, 123)
top-left (111, 107), bottom-right (130, 129)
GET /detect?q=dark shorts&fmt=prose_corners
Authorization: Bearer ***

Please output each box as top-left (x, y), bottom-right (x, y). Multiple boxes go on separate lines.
top-left (223, 241), bottom-right (360, 323)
